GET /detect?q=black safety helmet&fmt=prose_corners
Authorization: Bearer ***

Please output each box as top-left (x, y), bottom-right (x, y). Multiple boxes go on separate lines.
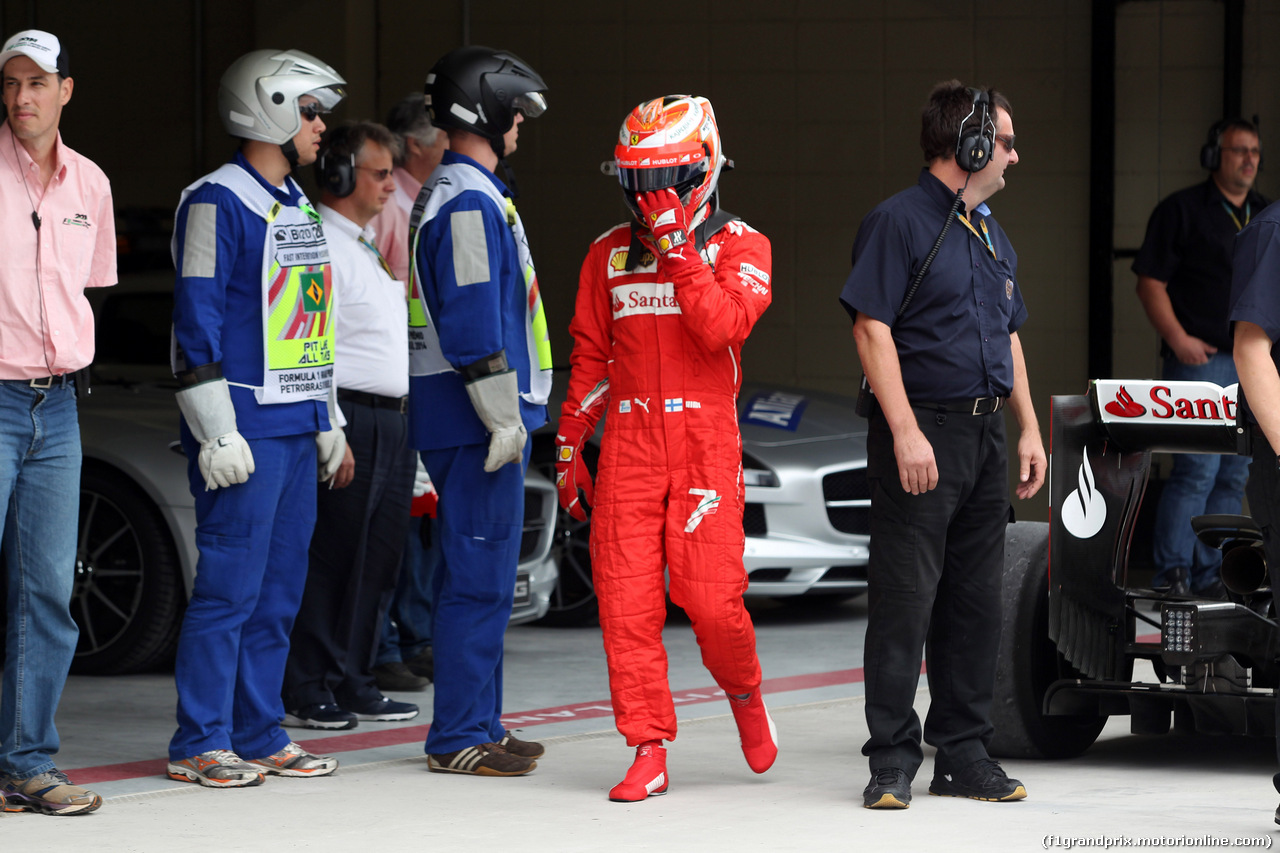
top-left (424, 46), bottom-right (547, 159)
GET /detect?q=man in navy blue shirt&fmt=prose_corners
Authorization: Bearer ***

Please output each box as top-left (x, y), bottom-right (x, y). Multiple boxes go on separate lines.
top-left (839, 80), bottom-right (1046, 810)
top-left (1230, 198), bottom-right (1280, 826)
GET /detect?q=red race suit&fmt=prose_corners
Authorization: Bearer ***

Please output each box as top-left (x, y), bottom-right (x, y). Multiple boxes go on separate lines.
top-left (562, 216), bottom-right (772, 745)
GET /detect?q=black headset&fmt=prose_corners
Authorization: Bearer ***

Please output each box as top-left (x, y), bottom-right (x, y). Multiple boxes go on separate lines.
top-left (955, 88), bottom-right (995, 173)
top-left (1200, 119), bottom-right (1229, 171)
top-left (317, 150), bottom-right (356, 198)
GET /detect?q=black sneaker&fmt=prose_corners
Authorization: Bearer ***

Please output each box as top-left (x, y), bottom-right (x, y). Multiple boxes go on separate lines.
top-left (283, 703), bottom-right (358, 730)
top-left (1272, 773), bottom-right (1280, 826)
top-left (863, 767), bottom-right (911, 809)
top-left (929, 758), bottom-right (1026, 802)
top-left (346, 696), bottom-right (419, 721)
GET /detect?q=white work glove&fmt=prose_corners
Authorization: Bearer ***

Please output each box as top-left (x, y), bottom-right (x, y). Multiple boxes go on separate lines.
top-left (175, 377), bottom-right (255, 490)
top-left (316, 428), bottom-right (347, 482)
top-left (317, 382), bottom-right (347, 482)
top-left (412, 457), bottom-right (433, 498)
top-left (464, 369), bottom-right (527, 472)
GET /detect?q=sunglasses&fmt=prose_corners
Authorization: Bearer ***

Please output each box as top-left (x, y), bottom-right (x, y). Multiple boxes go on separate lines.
top-left (995, 133), bottom-right (1016, 153)
top-left (299, 102), bottom-right (329, 122)
top-left (356, 166), bottom-right (393, 181)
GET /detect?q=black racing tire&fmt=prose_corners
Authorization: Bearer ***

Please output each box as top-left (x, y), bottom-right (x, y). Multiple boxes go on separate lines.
top-left (989, 521), bottom-right (1106, 759)
top-left (531, 437), bottom-right (600, 627)
top-left (70, 463), bottom-right (185, 674)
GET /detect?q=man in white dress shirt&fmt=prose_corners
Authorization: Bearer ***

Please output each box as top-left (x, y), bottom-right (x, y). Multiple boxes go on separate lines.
top-left (281, 121), bottom-right (422, 730)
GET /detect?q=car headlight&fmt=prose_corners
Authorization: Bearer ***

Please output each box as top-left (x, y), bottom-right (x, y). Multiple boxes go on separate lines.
top-left (742, 452), bottom-right (779, 487)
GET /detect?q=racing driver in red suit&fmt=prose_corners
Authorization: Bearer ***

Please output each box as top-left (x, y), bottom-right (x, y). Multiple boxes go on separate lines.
top-left (555, 95), bottom-right (777, 802)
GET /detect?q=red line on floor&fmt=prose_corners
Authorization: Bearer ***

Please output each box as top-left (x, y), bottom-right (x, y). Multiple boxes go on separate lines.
top-left (67, 663), bottom-right (882, 785)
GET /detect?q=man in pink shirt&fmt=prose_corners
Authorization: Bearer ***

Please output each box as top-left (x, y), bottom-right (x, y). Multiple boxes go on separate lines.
top-left (0, 28), bottom-right (115, 816)
top-left (368, 93), bottom-right (449, 282)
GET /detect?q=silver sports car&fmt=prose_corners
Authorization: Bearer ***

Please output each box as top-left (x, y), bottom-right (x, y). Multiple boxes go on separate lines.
top-left (530, 381), bottom-right (870, 626)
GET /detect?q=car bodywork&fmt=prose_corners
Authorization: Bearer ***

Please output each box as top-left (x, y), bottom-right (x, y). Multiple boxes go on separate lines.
top-left (991, 378), bottom-right (1274, 759)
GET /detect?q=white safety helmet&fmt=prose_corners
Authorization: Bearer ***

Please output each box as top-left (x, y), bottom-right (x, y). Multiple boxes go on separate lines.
top-left (218, 49), bottom-right (346, 145)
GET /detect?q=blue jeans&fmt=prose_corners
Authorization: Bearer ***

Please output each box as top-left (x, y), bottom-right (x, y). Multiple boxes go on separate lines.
top-left (1152, 352), bottom-right (1251, 591)
top-left (375, 512), bottom-right (438, 666)
top-left (0, 382), bottom-right (81, 779)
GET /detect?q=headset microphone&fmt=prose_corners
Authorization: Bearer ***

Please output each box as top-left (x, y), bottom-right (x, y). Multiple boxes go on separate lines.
top-left (31, 212), bottom-right (41, 230)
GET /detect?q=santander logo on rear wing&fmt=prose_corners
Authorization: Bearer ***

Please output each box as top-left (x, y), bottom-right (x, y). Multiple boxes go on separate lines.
top-left (1085, 378), bottom-right (1245, 458)
top-left (1094, 379), bottom-right (1238, 425)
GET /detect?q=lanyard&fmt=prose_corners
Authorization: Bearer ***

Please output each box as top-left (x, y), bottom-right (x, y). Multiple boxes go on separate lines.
top-left (1222, 201), bottom-right (1252, 232)
top-left (955, 211), bottom-right (997, 259)
top-left (358, 235), bottom-right (396, 279)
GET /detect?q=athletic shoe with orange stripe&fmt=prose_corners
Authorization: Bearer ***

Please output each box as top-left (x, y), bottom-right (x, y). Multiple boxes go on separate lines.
top-left (246, 742), bottom-right (338, 777)
top-left (166, 750), bottom-right (265, 788)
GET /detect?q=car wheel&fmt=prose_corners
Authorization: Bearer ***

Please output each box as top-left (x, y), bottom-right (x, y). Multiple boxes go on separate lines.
top-left (71, 463), bottom-right (185, 674)
top-left (989, 521), bottom-right (1106, 759)
top-left (532, 438), bottom-right (599, 626)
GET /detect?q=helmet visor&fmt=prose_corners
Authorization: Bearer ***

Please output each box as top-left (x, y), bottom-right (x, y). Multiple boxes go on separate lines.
top-left (616, 159), bottom-right (707, 194)
top-left (309, 84), bottom-right (347, 111)
top-left (513, 91), bottom-right (546, 118)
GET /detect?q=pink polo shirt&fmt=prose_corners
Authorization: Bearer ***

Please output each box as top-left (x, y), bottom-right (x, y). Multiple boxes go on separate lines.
top-left (0, 122), bottom-right (116, 379)
top-left (366, 166), bottom-right (421, 284)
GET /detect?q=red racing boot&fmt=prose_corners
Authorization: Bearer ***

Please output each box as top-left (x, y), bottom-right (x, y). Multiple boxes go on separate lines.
top-left (608, 741), bottom-right (669, 802)
top-left (729, 691), bottom-right (778, 773)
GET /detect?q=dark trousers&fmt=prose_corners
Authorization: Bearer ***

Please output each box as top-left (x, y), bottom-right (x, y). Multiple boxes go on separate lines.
top-left (283, 399), bottom-right (416, 711)
top-left (862, 405), bottom-right (1010, 778)
top-left (1245, 427), bottom-right (1280, 766)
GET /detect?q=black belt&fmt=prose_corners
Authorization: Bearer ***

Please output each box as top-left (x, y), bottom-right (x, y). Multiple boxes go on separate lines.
top-left (912, 396), bottom-right (1006, 416)
top-left (337, 388), bottom-right (408, 414)
top-left (0, 374), bottom-right (74, 389)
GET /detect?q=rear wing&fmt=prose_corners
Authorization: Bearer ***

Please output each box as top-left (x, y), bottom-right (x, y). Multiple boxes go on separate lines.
top-left (1047, 379), bottom-right (1247, 680)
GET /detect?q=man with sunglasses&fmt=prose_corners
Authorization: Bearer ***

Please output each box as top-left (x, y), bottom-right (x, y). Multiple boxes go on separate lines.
top-left (1134, 118), bottom-right (1266, 599)
top-left (281, 121), bottom-right (423, 732)
top-left (167, 49), bottom-right (347, 788)
top-left (407, 46), bottom-right (551, 777)
top-left (840, 80), bottom-right (1044, 809)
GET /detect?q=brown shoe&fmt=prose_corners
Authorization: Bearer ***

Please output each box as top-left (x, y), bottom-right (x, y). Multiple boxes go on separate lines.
top-left (498, 731), bottom-right (545, 759)
top-left (427, 743), bottom-right (535, 776)
top-left (372, 661), bottom-right (430, 692)
top-left (404, 646), bottom-right (434, 680)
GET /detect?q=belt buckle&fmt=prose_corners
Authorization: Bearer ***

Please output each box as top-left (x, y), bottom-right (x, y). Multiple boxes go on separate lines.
top-left (972, 397), bottom-right (983, 416)
top-left (399, 396), bottom-right (408, 415)
top-left (29, 375), bottom-right (53, 389)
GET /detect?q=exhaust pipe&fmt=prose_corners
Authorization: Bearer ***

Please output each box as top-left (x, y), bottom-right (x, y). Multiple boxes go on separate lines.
top-left (1220, 542), bottom-right (1268, 595)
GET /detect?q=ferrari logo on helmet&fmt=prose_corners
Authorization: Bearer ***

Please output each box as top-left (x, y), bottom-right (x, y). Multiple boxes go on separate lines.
top-left (630, 132), bottom-right (640, 145)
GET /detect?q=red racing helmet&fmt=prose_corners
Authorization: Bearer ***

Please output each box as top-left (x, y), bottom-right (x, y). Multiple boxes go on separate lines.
top-left (614, 95), bottom-right (725, 226)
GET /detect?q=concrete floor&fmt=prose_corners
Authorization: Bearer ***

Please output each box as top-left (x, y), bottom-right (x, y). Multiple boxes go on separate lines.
top-left (4, 598), bottom-right (1280, 851)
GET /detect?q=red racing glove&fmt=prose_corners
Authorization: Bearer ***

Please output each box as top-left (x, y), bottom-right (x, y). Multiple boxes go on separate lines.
top-left (636, 189), bottom-right (699, 274)
top-left (554, 416), bottom-right (594, 522)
